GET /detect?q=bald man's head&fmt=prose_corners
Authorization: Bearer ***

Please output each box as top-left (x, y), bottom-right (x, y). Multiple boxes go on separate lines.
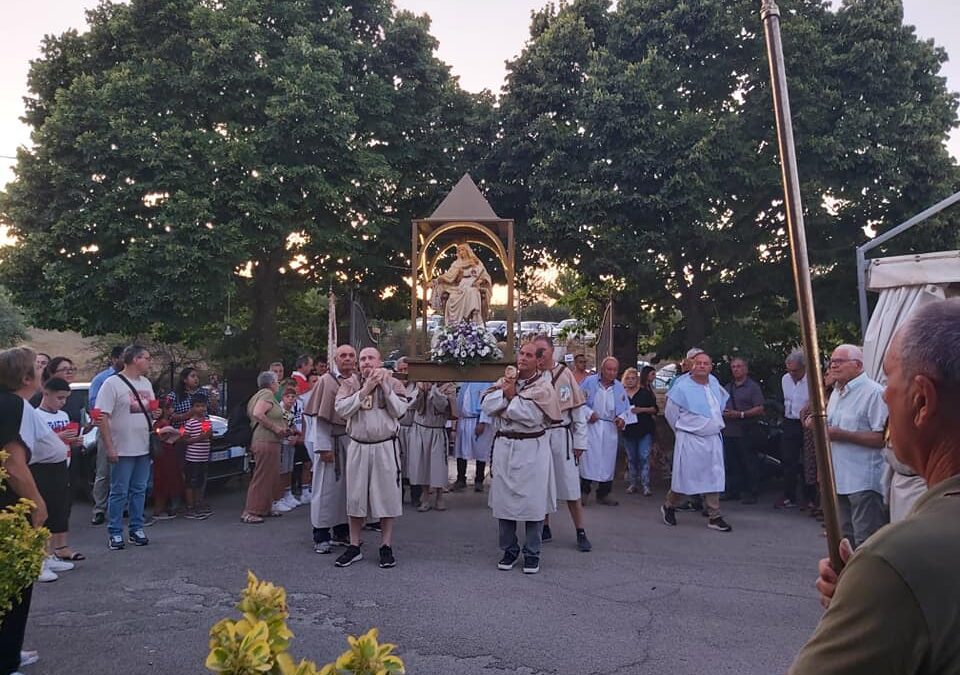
top-left (358, 347), bottom-right (382, 376)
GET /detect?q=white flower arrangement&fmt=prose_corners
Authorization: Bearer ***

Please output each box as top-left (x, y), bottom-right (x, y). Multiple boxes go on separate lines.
top-left (430, 320), bottom-right (503, 367)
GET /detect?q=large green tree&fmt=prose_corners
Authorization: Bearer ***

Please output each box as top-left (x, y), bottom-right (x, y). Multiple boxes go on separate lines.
top-left (486, 0), bottom-right (958, 368)
top-left (1, 0), bottom-right (492, 364)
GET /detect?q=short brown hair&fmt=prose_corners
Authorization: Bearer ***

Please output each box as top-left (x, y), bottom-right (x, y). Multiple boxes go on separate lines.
top-left (0, 347), bottom-right (37, 392)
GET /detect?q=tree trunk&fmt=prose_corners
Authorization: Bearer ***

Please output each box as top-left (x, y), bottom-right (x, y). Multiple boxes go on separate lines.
top-left (682, 284), bottom-right (708, 349)
top-left (612, 295), bottom-right (640, 376)
top-left (251, 256), bottom-right (281, 367)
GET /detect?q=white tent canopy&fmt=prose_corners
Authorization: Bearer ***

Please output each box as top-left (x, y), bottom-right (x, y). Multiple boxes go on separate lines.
top-left (861, 249), bottom-right (960, 520)
top-left (862, 250), bottom-right (960, 383)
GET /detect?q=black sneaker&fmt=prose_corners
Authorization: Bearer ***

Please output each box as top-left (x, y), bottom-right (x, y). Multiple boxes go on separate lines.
top-left (451, 480), bottom-right (467, 492)
top-left (91, 512), bottom-right (105, 526)
top-left (334, 544), bottom-right (363, 567)
top-left (108, 534), bottom-right (125, 550)
top-left (522, 556), bottom-right (540, 574)
top-left (363, 521), bottom-right (382, 532)
top-left (676, 501), bottom-right (697, 512)
top-left (128, 529), bottom-right (149, 546)
top-left (378, 545), bottom-right (396, 568)
top-left (576, 530), bottom-right (592, 552)
top-left (474, 482), bottom-right (484, 493)
top-left (661, 505), bottom-right (677, 527)
top-left (497, 551), bottom-right (519, 570)
top-left (541, 523), bottom-right (553, 542)
top-left (708, 517), bottom-right (732, 532)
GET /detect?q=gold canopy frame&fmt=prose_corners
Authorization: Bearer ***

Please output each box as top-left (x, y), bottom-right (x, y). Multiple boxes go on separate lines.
top-left (408, 174), bottom-right (516, 368)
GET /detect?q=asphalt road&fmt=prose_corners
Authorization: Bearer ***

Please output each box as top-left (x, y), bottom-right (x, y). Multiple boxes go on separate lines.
top-left (24, 476), bottom-right (826, 675)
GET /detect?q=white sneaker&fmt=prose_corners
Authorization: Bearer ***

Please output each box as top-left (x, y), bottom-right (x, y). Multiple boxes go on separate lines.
top-left (282, 494), bottom-right (301, 510)
top-left (20, 650), bottom-right (39, 667)
top-left (299, 489), bottom-right (313, 505)
top-left (37, 563), bottom-right (58, 583)
top-left (271, 500), bottom-right (292, 513)
top-left (46, 555), bottom-right (75, 572)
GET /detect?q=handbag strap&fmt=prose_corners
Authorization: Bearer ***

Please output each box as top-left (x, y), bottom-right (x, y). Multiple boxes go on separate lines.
top-left (115, 372), bottom-right (154, 435)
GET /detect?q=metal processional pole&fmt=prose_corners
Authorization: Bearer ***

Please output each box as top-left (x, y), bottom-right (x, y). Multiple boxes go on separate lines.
top-left (760, 0), bottom-right (844, 571)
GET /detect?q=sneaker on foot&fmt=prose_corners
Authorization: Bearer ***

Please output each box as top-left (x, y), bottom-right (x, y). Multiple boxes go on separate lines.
top-left (299, 489), bottom-right (313, 505)
top-left (363, 521), bottom-right (383, 532)
top-left (330, 533), bottom-right (351, 547)
top-left (576, 530), bottom-right (592, 552)
top-left (541, 524), bottom-right (553, 542)
top-left (522, 556), bottom-right (540, 574)
top-left (497, 551), bottom-right (519, 570)
top-left (661, 504), bottom-right (677, 527)
top-left (153, 511), bottom-right (177, 521)
top-left (334, 544), bottom-right (363, 567)
top-left (108, 534), bottom-right (125, 550)
top-left (314, 540), bottom-right (333, 555)
top-left (91, 512), bottom-right (105, 526)
top-left (708, 517), bottom-right (732, 532)
top-left (20, 650), bottom-right (39, 667)
top-left (37, 563), bottom-right (58, 583)
top-left (128, 529), bottom-right (150, 546)
top-left (642, 486), bottom-right (653, 497)
top-left (676, 501), bottom-right (697, 512)
top-left (379, 545), bottom-right (396, 568)
top-left (474, 482), bottom-right (484, 493)
top-left (45, 555), bottom-right (74, 572)
top-left (774, 498), bottom-right (797, 509)
top-left (141, 515), bottom-right (157, 527)
top-left (281, 494), bottom-right (301, 510)
top-left (451, 480), bottom-right (467, 492)
top-left (597, 496), bottom-right (619, 506)
top-left (272, 499), bottom-right (293, 513)
top-left (625, 484), bottom-right (637, 494)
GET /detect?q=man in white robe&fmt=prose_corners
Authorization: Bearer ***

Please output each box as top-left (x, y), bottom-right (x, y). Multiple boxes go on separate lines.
top-left (533, 336), bottom-right (592, 551)
top-left (579, 357), bottom-right (631, 506)
top-left (482, 342), bottom-right (561, 575)
top-left (407, 381), bottom-right (457, 511)
top-left (660, 350), bottom-right (733, 532)
top-left (303, 345), bottom-right (357, 554)
top-left (453, 381), bottom-right (494, 493)
top-left (333, 347), bottom-right (409, 568)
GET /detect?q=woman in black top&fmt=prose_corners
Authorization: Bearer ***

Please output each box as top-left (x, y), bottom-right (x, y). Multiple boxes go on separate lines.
top-left (622, 366), bottom-right (658, 496)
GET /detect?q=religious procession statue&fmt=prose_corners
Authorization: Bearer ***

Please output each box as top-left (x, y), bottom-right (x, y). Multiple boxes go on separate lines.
top-left (430, 243), bottom-right (492, 326)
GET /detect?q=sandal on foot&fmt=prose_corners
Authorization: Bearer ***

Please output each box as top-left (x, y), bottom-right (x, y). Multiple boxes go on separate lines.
top-left (54, 546), bottom-right (86, 561)
top-left (241, 514), bottom-right (264, 524)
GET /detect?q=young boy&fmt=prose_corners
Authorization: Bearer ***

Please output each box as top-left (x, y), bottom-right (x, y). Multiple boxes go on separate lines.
top-left (182, 393), bottom-right (213, 519)
top-left (273, 383), bottom-right (304, 513)
top-left (32, 377), bottom-right (84, 579)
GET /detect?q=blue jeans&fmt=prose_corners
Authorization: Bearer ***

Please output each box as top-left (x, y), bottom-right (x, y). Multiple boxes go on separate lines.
top-left (107, 454), bottom-right (151, 537)
top-left (623, 434), bottom-right (652, 489)
top-left (499, 519), bottom-right (543, 558)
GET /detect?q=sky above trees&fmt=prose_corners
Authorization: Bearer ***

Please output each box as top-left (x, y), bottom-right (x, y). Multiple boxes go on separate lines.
top-left (0, 0), bottom-right (957, 195)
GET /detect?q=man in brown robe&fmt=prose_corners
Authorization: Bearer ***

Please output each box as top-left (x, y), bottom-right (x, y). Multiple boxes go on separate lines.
top-left (303, 345), bottom-right (357, 554)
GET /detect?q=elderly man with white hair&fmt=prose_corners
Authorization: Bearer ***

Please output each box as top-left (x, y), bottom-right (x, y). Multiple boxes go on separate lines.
top-left (813, 343), bottom-right (888, 549)
top-left (789, 298), bottom-right (960, 674)
top-left (579, 357), bottom-right (631, 506)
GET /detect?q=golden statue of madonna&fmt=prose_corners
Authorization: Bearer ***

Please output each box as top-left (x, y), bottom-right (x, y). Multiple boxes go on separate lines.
top-left (430, 243), bottom-right (493, 326)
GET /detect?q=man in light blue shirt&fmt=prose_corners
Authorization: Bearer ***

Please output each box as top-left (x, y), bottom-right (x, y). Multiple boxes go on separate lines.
top-left (823, 344), bottom-right (888, 548)
top-left (88, 346), bottom-right (124, 409)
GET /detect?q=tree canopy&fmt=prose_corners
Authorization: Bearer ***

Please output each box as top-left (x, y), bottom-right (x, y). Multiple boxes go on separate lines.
top-left (486, 0), bottom-right (959, 367)
top-left (1, 0), bottom-right (493, 364)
